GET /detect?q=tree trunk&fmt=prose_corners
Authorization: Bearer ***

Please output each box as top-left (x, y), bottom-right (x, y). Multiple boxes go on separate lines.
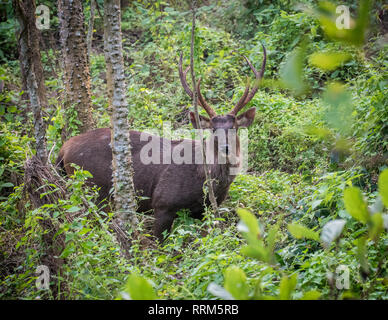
top-left (103, 0), bottom-right (138, 246)
top-left (13, 0), bottom-right (48, 164)
top-left (14, 0), bottom-right (67, 298)
top-left (189, 0), bottom-right (219, 216)
top-left (87, 0), bottom-right (96, 59)
top-left (58, 0), bottom-right (96, 138)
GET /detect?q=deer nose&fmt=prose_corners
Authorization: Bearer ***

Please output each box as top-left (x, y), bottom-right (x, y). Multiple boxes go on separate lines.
top-left (220, 144), bottom-right (229, 155)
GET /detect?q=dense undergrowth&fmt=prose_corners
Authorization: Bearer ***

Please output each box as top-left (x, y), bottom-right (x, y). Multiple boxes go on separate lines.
top-left (0, 0), bottom-right (387, 299)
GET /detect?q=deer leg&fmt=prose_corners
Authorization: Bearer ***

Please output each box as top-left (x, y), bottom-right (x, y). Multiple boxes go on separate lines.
top-left (154, 209), bottom-right (176, 242)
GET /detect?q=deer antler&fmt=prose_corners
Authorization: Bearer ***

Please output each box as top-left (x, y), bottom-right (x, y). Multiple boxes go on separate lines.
top-left (229, 43), bottom-right (267, 116)
top-left (179, 53), bottom-right (216, 118)
top-left (196, 78), bottom-right (216, 118)
top-left (179, 53), bottom-right (193, 98)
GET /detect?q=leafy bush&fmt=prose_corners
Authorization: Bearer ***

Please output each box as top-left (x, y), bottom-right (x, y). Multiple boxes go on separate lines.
top-left (209, 169), bottom-right (388, 300)
top-left (247, 91), bottom-right (328, 172)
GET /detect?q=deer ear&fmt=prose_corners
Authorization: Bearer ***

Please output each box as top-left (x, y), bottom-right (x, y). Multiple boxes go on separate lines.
top-left (189, 111), bottom-right (211, 129)
top-left (236, 107), bottom-right (256, 128)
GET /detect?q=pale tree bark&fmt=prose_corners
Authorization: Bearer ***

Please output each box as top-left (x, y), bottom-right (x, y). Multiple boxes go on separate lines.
top-left (189, 0), bottom-right (218, 216)
top-left (13, 0), bottom-right (48, 163)
top-left (58, 0), bottom-right (96, 138)
top-left (103, 2), bottom-right (113, 108)
top-left (87, 0), bottom-right (96, 59)
top-left (104, 0), bottom-right (138, 243)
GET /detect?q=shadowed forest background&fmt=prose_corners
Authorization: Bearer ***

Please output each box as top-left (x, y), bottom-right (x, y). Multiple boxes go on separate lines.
top-left (0, 0), bottom-right (387, 300)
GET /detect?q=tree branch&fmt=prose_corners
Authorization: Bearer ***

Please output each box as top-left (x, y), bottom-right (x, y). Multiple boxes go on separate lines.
top-left (189, 0), bottom-right (219, 217)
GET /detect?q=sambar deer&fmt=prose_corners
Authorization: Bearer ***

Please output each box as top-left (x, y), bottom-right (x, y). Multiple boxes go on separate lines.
top-left (56, 46), bottom-right (266, 241)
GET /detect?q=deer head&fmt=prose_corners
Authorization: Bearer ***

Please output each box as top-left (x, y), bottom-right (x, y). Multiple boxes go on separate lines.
top-left (178, 44), bottom-right (266, 159)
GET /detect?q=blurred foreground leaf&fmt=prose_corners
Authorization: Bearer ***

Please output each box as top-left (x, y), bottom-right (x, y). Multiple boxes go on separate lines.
top-left (279, 274), bottom-right (298, 300)
top-left (309, 51), bottom-right (351, 71)
top-left (288, 223), bottom-right (320, 241)
top-left (120, 274), bottom-right (157, 300)
top-left (224, 266), bottom-right (249, 300)
top-left (378, 169), bottom-right (388, 207)
top-left (322, 82), bottom-right (354, 135)
top-left (280, 44), bottom-right (308, 96)
top-left (343, 187), bottom-right (369, 224)
top-left (305, 0), bottom-right (372, 46)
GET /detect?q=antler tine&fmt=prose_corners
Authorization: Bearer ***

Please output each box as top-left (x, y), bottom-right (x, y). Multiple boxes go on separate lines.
top-left (229, 77), bottom-right (250, 116)
top-left (179, 52), bottom-right (193, 98)
top-left (243, 43), bottom-right (266, 105)
top-left (229, 44), bottom-right (267, 115)
top-left (196, 78), bottom-right (217, 118)
top-left (179, 53), bottom-right (217, 118)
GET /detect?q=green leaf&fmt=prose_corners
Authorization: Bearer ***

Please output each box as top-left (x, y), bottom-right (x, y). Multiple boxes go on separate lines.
top-left (322, 82), bottom-right (354, 135)
top-left (7, 105), bottom-right (17, 113)
top-left (309, 52), bottom-right (351, 71)
top-left (236, 208), bottom-right (260, 239)
top-left (288, 223), bottom-right (320, 241)
top-left (300, 290), bottom-right (321, 300)
top-left (66, 206), bottom-right (82, 213)
top-left (78, 227), bottom-right (92, 236)
top-left (369, 213), bottom-right (383, 241)
top-left (59, 244), bottom-right (75, 259)
top-left (207, 283), bottom-right (234, 300)
top-left (280, 44), bottom-right (308, 96)
top-left (279, 274), bottom-right (298, 300)
top-left (266, 224), bottom-right (279, 263)
top-left (240, 242), bottom-right (269, 262)
top-left (224, 266), bottom-right (249, 300)
top-left (343, 187), bottom-right (369, 224)
top-left (236, 210), bottom-right (272, 262)
top-left (0, 182), bottom-right (14, 188)
top-left (122, 274), bottom-right (157, 300)
top-left (378, 169), bottom-right (388, 208)
top-left (311, 199), bottom-right (323, 210)
top-left (355, 237), bottom-right (369, 275)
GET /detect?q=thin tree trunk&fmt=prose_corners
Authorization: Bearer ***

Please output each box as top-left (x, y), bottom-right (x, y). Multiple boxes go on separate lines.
top-left (103, 2), bottom-right (113, 109)
top-left (104, 0), bottom-right (138, 250)
top-left (14, 0), bottom-right (67, 298)
top-left (87, 0), bottom-right (96, 59)
top-left (13, 0), bottom-right (48, 164)
top-left (58, 0), bottom-right (96, 138)
top-left (189, 0), bottom-right (219, 216)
